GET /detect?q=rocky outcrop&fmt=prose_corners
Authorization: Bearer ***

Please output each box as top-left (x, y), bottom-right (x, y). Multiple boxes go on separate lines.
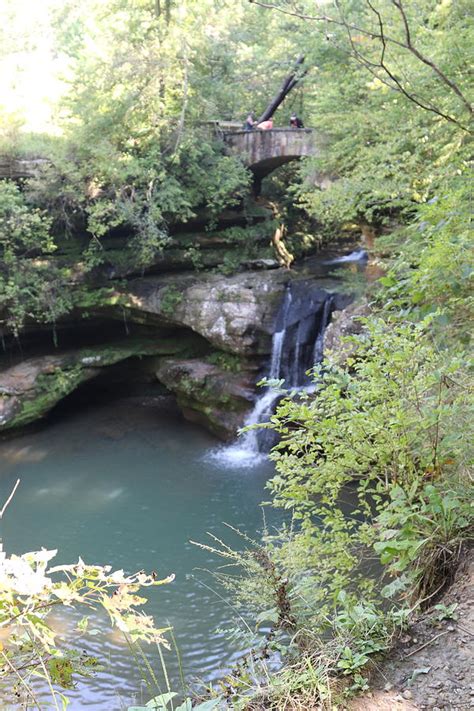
top-left (0, 148), bottom-right (362, 441)
top-left (121, 270), bottom-right (291, 354)
top-left (0, 263), bottom-right (355, 439)
top-left (0, 157), bottom-right (50, 179)
top-left (51, 202), bottom-right (277, 281)
top-left (0, 336), bottom-right (200, 432)
top-left (323, 299), bottom-right (370, 364)
top-left (155, 358), bottom-right (256, 440)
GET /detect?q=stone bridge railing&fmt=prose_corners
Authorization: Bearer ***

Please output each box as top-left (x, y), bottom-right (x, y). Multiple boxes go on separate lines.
top-left (223, 128), bottom-right (317, 179)
top-left (1, 128), bottom-right (317, 183)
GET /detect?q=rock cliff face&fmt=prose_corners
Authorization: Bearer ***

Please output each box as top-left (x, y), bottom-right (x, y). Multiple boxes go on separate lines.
top-left (0, 337), bottom-right (200, 432)
top-left (123, 270), bottom-right (289, 354)
top-left (0, 271), bottom-right (275, 437)
top-left (0, 262), bottom-right (353, 439)
top-left (0, 182), bottom-right (358, 440)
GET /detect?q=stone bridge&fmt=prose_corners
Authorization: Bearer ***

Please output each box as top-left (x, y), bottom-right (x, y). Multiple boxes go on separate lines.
top-left (0, 128), bottom-right (318, 184)
top-left (223, 128), bottom-right (316, 180)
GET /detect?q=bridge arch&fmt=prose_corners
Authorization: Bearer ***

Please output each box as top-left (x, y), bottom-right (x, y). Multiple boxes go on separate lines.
top-left (223, 128), bottom-right (317, 181)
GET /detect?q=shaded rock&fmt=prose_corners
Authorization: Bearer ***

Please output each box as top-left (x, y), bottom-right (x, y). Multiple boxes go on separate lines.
top-left (0, 355), bottom-right (96, 431)
top-left (0, 156), bottom-right (50, 179)
top-left (323, 298), bottom-right (370, 364)
top-left (156, 358), bottom-right (256, 440)
top-left (243, 258), bottom-right (280, 270)
top-left (0, 260), bottom-right (353, 437)
top-left (0, 336), bottom-right (199, 432)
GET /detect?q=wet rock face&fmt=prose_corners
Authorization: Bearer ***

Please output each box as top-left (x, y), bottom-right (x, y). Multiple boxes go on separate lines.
top-left (125, 270), bottom-right (290, 355)
top-left (123, 271), bottom-right (355, 358)
top-left (323, 299), bottom-right (370, 365)
top-left (156, 358), bottom-right (256, 440)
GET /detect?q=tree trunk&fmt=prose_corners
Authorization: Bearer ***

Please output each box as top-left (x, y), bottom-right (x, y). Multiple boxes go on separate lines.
top-left (272, 224), bottom-right (294, 268)
top-left (257, 55), bottom-right (307, 123)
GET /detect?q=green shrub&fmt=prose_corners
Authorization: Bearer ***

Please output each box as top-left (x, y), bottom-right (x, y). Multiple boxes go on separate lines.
top-left (0, 181), bottom-right (72, 334)
top-left (194, 313), bottom-right (472, 708)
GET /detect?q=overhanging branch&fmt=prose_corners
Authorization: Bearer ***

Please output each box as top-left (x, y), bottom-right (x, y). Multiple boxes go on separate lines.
top-left (249, 0), bottom-right (472, 132)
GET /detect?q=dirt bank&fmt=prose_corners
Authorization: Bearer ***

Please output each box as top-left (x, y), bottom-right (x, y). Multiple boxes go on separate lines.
top-left (350, 550), bottom-right (473, 711)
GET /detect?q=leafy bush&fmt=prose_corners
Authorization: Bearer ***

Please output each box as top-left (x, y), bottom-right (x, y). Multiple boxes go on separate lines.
top-left (0, 181), bottom-right (73, 334)
top-left (194, 313), bottom-right (472, 708)
top-left (0, 529), bottom-right (173, 707)
top-left (376, 174), bottom-right (473, 336)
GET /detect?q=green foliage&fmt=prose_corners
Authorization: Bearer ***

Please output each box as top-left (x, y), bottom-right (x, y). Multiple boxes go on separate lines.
top-left (34, 0), bottom-right (253, 244)
top-left (0, 1), bottom-right (472, 707)
top-left (0, 537), bottom-right (174, 707)
top-left (290, 0), bottom-right (473, 232)
top-left (376, 173), bottom-right (473, 335)
top-left (375, 483), bottom-right (471, 599)
top-left (0, 0), bottom-right (258, 336)
top-left (263, 315), bottom-right (472, 605)
top-left (432, 602), bottom-right (458, 622)
top-left (159, 286), bottom-right (184, 317)
top-left (129, 693), bottom-right (222, 710)
top-left (260, 165), bottom-right (329, 258)
top-left (0, 181), bottom-right (72, 334)
top-left (205, 351), bottom-right (242, 373)
top-left (195, 312), bottom-right (472, 707)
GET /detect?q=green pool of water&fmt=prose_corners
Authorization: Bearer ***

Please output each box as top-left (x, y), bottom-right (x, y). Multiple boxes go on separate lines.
top-left (0, 397), bottom-right (278, 709)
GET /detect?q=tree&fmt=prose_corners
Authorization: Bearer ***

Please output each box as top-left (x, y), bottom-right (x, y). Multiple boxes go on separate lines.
top-left (249, 0), bottom-right (473, 131)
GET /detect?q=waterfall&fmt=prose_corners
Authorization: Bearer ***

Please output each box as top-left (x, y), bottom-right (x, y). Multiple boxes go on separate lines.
top-left (208, 282), bottom-right (336, 467)
top-left (312, 295), bottom-right (333, 364)
top-left (323, 249), bottom-right (368, 265)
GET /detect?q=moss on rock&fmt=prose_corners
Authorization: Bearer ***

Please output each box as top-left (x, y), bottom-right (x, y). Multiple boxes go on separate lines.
top-left (0, 335), bottom-right (207, 432)
top-left (155, 357), bottom-right (256, 440)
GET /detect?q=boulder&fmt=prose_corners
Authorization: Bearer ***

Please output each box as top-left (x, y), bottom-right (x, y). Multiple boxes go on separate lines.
top-left (155, 357), bottom-right (256, 440)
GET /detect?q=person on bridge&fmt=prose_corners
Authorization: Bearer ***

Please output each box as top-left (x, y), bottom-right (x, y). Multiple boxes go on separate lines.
top-left (244, 112), bottom-right (257, 131)
top-left (290, 113), bottom-right (304, 128)
top-left (257, 117), bottom-right (273, 130)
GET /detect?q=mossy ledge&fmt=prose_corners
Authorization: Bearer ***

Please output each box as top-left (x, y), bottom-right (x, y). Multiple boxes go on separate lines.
top-left (0, 336), bottom-right (201, 432)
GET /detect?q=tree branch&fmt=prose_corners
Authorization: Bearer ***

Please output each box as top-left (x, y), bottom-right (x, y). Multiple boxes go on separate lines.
top-left (249, 0), bottom-right (472, 132)
top-left (248, 0), bottom-right (404, 46)
top-left (361, 0), bottom-right (467, 129)
top-left (0, 478), bottom-right (20, 520)
top-left (391, 0), bottom-right (473, 116)
top-left (257, 55), bottom-right (307, 122)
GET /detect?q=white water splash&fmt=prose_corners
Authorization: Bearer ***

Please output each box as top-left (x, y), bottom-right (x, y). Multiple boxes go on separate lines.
top-left (207, 292), bottom-right (295, 468)
top-left (313, 296), bottom-right (333, 363)
top-left (323, 249), bottom-right (368, 264)
top-left (206, 287), bottom-right (336, 470)
top-left (206, 388), bottom-right (281, 468)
